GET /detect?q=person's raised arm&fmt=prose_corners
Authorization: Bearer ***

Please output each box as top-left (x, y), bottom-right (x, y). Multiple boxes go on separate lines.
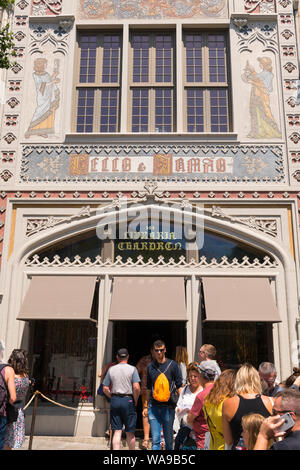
top-left (253, 416), bottom-right (285, 450)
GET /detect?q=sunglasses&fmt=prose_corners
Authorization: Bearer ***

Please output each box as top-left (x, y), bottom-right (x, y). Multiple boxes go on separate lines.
top-left (272, 408), bottom-right (293, 416)
top-left (154, 348), bottom-right (165, 353)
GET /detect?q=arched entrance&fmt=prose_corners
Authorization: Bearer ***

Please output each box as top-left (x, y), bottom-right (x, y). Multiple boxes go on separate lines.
top-left (4, 201), bottom-right (296, 435)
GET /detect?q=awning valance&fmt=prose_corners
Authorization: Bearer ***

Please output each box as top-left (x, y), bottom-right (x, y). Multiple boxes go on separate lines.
top-left (109, 276), bottom-right (187, 321)
top-left (202, 277), bottom-right (281, 322)
top-left (17, 275), bottom-right (97, 321)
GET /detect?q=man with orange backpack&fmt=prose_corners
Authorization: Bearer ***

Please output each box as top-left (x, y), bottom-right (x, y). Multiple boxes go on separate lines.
top-left (142, 340), bottom-right (183, 450)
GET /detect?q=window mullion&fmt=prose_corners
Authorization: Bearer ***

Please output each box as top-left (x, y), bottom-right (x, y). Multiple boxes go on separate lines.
top-left (94, 88), bottom-right (101, 132)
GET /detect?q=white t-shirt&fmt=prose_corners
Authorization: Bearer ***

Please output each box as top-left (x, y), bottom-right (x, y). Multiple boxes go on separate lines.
top-left (175, 385), bottom-right (203, 428)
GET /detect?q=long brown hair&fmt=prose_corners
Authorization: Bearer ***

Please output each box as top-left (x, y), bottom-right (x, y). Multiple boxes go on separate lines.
top-left (175, 346), bottom-right (188, 367)
top-left (284, 367), bottom-right (300, 388)
top-left (8, 349), bottom-right (29, 376)
top-left (204, 369), bottom-right (236, 406)
top-left (242, 413), bottom-right (272, 450)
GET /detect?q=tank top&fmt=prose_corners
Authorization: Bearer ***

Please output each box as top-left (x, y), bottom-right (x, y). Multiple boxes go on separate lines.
top-left (229, 394), bottom-right (271, 447)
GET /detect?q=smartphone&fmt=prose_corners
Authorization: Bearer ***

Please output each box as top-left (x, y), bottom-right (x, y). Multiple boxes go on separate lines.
top-left (277, 412), bottom-right (295, 433)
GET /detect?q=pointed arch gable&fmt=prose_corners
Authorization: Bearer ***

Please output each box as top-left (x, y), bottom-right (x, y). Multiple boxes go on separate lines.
top-left (13, 201), bottom-right (289, 267)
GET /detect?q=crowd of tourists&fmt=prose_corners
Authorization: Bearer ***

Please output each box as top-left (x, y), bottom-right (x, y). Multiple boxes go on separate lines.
top-left (0, 338), bottom-right (300, 451)
top-left (101, 341), bottom-right (300, 451)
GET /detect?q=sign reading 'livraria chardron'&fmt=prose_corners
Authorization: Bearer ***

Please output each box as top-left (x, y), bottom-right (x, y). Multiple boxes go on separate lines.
top-left (20, 144), bottom-right (285, 183)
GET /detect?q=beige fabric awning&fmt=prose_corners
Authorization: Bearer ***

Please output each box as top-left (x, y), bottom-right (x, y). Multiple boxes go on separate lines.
top-left (17, 275), bottom-right (97, 321)
top-left (202, 277), bottom-right (281, 322)
top-left (109, 276), bottom-right (187, 321)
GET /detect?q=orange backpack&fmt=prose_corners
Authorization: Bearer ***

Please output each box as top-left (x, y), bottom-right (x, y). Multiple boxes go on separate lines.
top-left (152, 361), bottom-right (173, 402)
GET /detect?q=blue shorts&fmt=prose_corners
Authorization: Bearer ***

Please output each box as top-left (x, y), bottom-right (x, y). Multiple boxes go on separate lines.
top-left (110, 395), bottom-right (137, 433)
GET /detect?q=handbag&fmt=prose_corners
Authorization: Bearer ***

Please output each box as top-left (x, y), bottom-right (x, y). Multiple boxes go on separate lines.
top-left (6, 402), bottom-right (18, 424)
top-left (97, 383), bottom-right (104, 396)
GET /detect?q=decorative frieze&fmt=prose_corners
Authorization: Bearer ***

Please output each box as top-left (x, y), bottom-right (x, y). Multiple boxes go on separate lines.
top-left (79, 0), bottom-right (227, 20)
top-left (20, 144), bottom-right (285, 184)
top-left (25, 254), bottom-right (278, 269)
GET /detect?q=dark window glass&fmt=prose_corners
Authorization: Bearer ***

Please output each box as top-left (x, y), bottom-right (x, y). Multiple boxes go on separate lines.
top-left (132, 88), bottom-right (149, 132)
top-left (76, 88), bottom-right (95, 132)
top-left (100, 89), bottom-right (118, 132)
top-left (155, 88), bottom-right (172, 132)
top-left (79, 35), bottom-right (97, 83)
top-left (208, 34), bottom-right (226, 83)
top-left (31, 320), bottom-right (97, 406)
top-left (35, 231), bottom-right (102, 262)
top-left (132, 34), bottom-right (149, 83)
top-left (203, 321), bottom-right (271, 369)
top-left (155, 34), bottom-right (172, 83)
top-left (185, 34), bottom-right (202, 83)
top-left (210, 88), bottom-right (228, 132)
top-left (102, 34), bottom-right (120, 83)
top-left (186, 89), bottom-right (204, 132)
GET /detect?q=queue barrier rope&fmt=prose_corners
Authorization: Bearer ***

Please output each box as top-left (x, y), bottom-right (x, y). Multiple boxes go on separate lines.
top-left (23, 390), bottom-right (102, 449)
top-left (23, 390), bottom-right (101, 411)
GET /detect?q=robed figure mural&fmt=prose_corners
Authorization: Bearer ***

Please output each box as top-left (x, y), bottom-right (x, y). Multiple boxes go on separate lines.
top-left (25, 57), bottom-right (60, 139)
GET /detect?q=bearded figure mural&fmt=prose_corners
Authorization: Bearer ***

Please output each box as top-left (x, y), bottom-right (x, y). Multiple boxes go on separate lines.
top-left (25, 57), bottom-right (60, 139)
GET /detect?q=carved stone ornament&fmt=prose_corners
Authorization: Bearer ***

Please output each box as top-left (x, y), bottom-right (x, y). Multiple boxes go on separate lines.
top-left (25, 254), bottom-right (277, 269)
top-left (32, 0), bottom-right (63, 16)
top-left (26, 206), bottom-right (90, 237)
top-left (233, 18), bottom-right (248, 31)
top-left (244, 0), bottom-right (276, 14)
top-left (211, 206), bottom-right (278, 238)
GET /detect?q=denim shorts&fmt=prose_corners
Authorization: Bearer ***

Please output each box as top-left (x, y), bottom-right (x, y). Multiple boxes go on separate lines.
top-left (110, 395), bottom-right (137, 432)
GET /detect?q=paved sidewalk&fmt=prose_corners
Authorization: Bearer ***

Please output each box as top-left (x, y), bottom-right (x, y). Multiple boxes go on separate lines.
top-left (19, 436), bottom-right (145, 451)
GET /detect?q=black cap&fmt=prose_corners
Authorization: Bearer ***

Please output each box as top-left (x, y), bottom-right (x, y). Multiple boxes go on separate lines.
top-left (117, 348), bottom-right (129, 358)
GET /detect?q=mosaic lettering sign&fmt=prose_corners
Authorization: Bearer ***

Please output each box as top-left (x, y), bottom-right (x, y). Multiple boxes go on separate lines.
top-left (20, 144), bottom-right (285, 183)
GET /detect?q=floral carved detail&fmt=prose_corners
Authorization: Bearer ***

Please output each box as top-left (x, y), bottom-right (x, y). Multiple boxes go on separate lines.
top-left (32, 0), bottom-right (63, 16)
top-left (1, 151), bottom-right (15, 163)
top-left (293, 171), bottom-right (300, 182)
top-left (278, 0), bottom-right (291, 7)
top-left (3, 133), bottom-right (17, 144)
top-left (283, 62), bottom-right (297, 73)
top-left (211, 206), bottom-right (278, 238)
top-left (14, 31), bottom-right (26, 41)
top-left (244, 0), bottom-right (276, 14)
top-left (281, 29), bottom-right (293, 40)
top-left (17, 0), bottom-right (29, 9)
top-left (290, 133), bottom-right (300, 144)
top-left (235, 22), bottom-right (277, 52)
top-left (0, 170), bottom-right (13, 182)
top-left (26, 206), bottom-right (91, 237)
top-left (7, 98), bottom-right (20, 109)
top-left (11, 63), bottom-right (23, 74)
top-left (242, 156), bottom-right (268, 175)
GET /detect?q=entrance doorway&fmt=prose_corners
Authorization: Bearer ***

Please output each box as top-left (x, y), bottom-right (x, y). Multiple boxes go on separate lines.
top-left (112, 321), bottom-right (187, 432)
top-left (112, 321), bottom-right (187, 366)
